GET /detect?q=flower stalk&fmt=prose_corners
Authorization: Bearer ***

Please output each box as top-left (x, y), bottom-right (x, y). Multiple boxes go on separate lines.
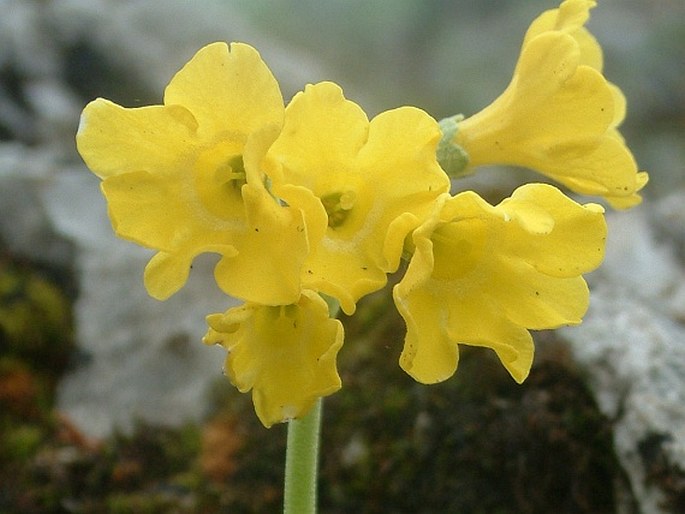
top-left (283, 398), bottom-right (323, 514)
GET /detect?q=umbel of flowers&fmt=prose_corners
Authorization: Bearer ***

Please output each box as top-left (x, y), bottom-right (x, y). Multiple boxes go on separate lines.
top-left (76, 0), bottom-right (646, 427)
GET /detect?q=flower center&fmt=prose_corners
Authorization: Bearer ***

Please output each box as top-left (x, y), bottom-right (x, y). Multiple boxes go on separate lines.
top-left (430, 218), bottom-right (488, 280)
top-left (193, 140), bottom-right (247, 220)
top-left (216, 155), bottom-right (247, 191)
top-left (321, 190), bottom-right (356, 229)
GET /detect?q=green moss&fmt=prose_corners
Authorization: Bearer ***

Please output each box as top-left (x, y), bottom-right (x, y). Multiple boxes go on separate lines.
top-left (2, 424), bottom-right (45, 460)
top-left (0, 259), bottom-right (74, 380)
top-left (106, 491), bottom-right (190, 514)
top-left (316, 285), bottom-right (621, 514)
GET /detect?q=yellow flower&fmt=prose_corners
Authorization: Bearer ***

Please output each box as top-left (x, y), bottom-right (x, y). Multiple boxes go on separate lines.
top-left (393, 183), bottom-right (606, 385)
top-left (76, 42), bottom-right (313, 304)
top-left (266, 82), bottom-right (451, 314)
top-left (203, 291), bottom-right (343, 427)
top-left (453, 0), bottom-right (648, 209)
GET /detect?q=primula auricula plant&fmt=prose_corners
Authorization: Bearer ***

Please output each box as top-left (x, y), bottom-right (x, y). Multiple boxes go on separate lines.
top-left (76, 0), bottom-right (646, 510)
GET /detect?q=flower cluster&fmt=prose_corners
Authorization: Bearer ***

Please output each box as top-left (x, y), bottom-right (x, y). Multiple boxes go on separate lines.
top-left (76, 0), bottom-right (645, 426)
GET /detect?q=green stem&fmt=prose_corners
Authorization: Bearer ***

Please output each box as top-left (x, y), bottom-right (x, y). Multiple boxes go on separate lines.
top-left (283, 398), bottom-right (323, 514)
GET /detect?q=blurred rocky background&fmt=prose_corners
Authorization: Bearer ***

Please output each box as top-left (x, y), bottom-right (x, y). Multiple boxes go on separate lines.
top-left (1, 0), bottom-right (683, 512)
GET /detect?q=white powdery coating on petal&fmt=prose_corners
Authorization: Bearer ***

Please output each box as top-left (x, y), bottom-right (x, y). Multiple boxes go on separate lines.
top-left (76, 109), bottom-right (88, 137)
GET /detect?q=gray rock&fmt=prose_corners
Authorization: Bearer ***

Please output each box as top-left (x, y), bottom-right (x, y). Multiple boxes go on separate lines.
top-left (41, 169), bottom-right (238, 438)
top-left (562, 199), bottom-right (685, 514)
top-left (654, 189), bottom-right (685, 264)
top-left (0, 145), bottom-right (75, 269)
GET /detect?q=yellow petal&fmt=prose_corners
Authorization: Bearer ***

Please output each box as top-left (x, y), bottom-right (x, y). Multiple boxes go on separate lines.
top-left (144, 251), bottom-right (193, 300)
top-left (522, 135), bottom-right (644, 201)
top-left (101, 170), bottom-right (190, 251)
top-left (76, 99), bottom-right (198, 179)
top-left (522, 0), bottom-right (602, 69)
top-left (357, 106), bottom-right (451, 270)
top-left (573, 27), bottom-right (603, 70)
top-left (203, 291), bottom-right (343, 427)
top-left (213, 181), bottom-right (309, 306)
top-left (499, 183), bottom-right (607, 277)
top-left (144, 247), bottom-right (235, 300)
top-left (608, 83), bottom-right (627, 127)
top-left (394, 286), bottom-right (460, 384)
top-left (164, 42), bottom-right (283, 141)
top-left (523, 0), bottom-right (595, 39)
top-left (394, 184), bottom-right (606, 385)
top-left (490, 263), bottom-right (591, 329)
top-left (444, 298), bottom-right (535, 384)
top-left (605, 171), bottom-right (649, 209)
top-left (271, 82), bottom-right (369, 183)
top-left (267, 83), bottom-right (449, 313)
